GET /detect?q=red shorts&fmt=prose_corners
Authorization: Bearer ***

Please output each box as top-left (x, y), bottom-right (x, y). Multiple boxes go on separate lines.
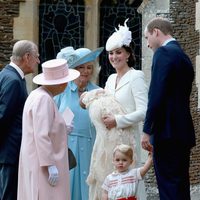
top-left (117, 196), bottom-right (137, 200)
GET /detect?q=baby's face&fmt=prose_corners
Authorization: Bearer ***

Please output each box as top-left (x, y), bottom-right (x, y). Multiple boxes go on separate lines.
top-left (112, 150), bottom-right (132, 173)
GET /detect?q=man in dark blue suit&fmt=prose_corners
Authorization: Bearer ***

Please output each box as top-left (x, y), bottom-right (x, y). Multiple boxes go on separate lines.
top-left (0, 40), bottom-right (40, 200)
top-left (141, 17), bottom-right (196, 200)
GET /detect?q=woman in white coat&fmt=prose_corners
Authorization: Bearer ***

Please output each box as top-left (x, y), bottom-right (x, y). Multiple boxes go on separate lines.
top-left (17, 59), bottom-right (80, 200)
top-left (87, 19), bottom-right (148, 200)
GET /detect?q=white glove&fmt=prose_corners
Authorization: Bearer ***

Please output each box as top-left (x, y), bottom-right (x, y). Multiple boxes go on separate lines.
top-left (48, 165), bottom-right (59, 186)
top-left (66, 121), bottom-right (74, 134)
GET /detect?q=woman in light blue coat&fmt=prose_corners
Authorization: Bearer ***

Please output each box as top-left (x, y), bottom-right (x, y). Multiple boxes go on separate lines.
top-left (54, 46), bottom-right (103, 200)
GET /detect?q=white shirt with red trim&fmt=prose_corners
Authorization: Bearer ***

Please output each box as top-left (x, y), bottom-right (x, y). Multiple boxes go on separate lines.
top-left (102, 168), bottom-right (142, 200)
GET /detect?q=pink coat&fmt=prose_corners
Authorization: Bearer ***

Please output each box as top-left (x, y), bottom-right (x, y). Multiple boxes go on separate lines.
top-left (17, 87), bottom-right (70, 200)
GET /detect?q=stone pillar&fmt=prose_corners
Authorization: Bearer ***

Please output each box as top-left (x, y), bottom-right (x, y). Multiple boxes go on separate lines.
top-left (13, 0), bottom-right (39, 93)
top-left (84, 0), bottom-right (100, 49)
top-left (138, 0), bottom-right (170, 85)
top-left (84, 0), bottom-right (101, 83)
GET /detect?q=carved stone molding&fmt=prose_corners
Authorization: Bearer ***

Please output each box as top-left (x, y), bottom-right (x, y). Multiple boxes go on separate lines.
top-left (137, 0), bottom-right (149, 13)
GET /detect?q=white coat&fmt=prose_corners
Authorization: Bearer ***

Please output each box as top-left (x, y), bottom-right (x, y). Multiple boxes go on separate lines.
top-left (104, 69), bottom-right (148, 200)
top-left (105, 69), bottom-right (148, 162)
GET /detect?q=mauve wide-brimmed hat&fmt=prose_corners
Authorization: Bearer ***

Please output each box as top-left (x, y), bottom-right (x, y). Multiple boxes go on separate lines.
top-left (33, 58), bottom-right (80, 85)
top-left (56, 46), bottom-right (104, 69)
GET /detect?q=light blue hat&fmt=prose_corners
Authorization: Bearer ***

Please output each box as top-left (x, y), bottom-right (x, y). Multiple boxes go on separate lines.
top-left (56, 46), bottom-right (104, 69)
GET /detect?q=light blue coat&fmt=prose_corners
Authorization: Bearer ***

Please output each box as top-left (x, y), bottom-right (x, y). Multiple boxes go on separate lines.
top-left (54, 81), bottom-right (99, 200)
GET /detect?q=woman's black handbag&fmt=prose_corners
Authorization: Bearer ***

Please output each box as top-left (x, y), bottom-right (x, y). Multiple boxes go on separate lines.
top-left (68, 148), bottom-right (77, 170)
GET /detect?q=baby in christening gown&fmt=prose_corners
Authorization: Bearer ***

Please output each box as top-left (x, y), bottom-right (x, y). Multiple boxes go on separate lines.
top-left (80, 88), bottom-right (136, 200)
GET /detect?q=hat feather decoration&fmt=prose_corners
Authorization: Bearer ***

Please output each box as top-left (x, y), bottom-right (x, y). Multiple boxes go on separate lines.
top-left (116, 18), bottom-right (132, 46)
top-left (106, 18), bottom-right (132, 51)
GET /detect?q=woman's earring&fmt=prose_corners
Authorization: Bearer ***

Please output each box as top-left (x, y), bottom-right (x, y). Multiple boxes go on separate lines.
top-left (126, 58), bottom-right (129, 62)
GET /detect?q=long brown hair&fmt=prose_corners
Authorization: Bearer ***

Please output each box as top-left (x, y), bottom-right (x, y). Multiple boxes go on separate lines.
top-left (123, 44), bottom-right (136, 68)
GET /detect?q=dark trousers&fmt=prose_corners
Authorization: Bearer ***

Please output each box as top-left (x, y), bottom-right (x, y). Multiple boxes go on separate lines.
top-left (153, 139), bottom-right (191, 200)
top-left (0, 163), bottom-right (18, 200)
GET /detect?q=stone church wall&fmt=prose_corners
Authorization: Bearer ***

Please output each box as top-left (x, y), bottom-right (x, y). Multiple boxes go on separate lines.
top-left (0, 0), bottom-right (20, 69)
top-left (170, 0), bottom-right (200, 187)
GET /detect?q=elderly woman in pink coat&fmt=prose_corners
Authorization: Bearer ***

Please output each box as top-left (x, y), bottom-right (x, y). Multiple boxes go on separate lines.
top-left (17, 59), bottom-right (80, 200)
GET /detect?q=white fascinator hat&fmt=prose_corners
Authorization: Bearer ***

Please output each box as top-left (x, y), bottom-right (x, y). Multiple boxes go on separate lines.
top-left (106, 19), bottom-right (132, 51)
top-left (33, 59), bottom-right (80, 85)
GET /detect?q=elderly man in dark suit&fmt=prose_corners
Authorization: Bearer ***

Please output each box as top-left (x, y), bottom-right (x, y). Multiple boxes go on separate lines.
top-left (0, 40), bottom-right (40, 200)
top-left (141, 17), bottom-right (196, 200)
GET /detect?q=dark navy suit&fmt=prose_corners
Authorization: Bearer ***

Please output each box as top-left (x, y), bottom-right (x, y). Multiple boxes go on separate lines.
top-left (143, 41), bottom-right (195, 200)
top-left (0, 65), bottom-right (28, 200)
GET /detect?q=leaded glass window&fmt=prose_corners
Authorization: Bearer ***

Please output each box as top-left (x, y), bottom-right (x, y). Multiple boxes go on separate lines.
top-left (39, 0), bottom-right (84, 68)
top-left (99, 0), bottom-right (142, 87)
